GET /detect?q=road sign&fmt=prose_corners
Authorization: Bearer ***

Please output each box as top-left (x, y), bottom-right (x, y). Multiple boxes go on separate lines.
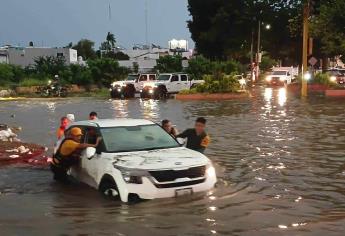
top-left (308, 57), bottom-right (318, 66)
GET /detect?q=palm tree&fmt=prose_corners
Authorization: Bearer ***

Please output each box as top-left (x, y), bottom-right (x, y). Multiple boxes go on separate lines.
top-left (106, 32), bottom-right (116, 49)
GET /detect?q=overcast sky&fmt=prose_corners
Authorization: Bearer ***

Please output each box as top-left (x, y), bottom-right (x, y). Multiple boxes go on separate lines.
top-left (0, 0), bottom-right (192, 49)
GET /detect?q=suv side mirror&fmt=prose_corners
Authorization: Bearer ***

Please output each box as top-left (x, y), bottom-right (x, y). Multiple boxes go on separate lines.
top-left (176, 138), bottom-right (185, 146)
top-left (85, 147), bottom-right (96, 159)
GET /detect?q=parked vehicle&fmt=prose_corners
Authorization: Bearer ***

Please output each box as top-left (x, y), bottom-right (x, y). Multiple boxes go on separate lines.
top-left (326, 69), bottom-right (345, 85)
top-left (140, 73), bottom-right (204, 99)
top-left (55, 119), bottom-right (217, 203)
top-left (110, 74), bottom-right (156, 99)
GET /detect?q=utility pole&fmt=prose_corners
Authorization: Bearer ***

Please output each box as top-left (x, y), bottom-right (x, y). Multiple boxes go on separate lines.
top-left (250, 29), bottom-right (254, 82)
top-left (145, 0), bottom-right (149, 48)
top-left (256, 20), bottom-right (261, 82)
top-left (302, 1), bottom-right (310, 97)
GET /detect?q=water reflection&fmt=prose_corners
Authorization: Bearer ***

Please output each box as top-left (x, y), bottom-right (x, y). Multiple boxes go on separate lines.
top-left (111, 99), bottom-right (129, 118)
top-left (278, 88), bottom-right (287, 106)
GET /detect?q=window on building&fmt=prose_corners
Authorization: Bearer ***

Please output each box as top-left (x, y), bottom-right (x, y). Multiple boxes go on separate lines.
top-left (57, 53), bottom-right (64, 57)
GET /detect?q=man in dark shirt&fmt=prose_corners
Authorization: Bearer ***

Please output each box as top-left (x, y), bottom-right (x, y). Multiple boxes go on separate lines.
top-left (177, 117), bottom-right (210, 153)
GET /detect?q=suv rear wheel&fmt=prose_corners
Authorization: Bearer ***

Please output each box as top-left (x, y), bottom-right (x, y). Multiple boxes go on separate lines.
top-left (99, 177), bottom-right (120, 201)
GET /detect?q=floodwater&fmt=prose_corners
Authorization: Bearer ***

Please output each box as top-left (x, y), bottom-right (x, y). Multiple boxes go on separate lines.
top-left (1, 87), bottom-right (345, 236)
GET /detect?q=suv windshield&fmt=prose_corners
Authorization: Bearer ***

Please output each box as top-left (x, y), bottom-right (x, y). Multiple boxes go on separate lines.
top-left (272, 71), bottom-right (287, 76)
top-left (127, 75), bottom-right (138, 81)
top-left (157, 75), bottom-right (171, 81)
top-left (100, 124), bottom-right (179, 153)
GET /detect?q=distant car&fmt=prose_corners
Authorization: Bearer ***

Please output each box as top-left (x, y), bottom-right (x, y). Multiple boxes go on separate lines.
top-left (55, 119), bottom-right (217, 203)
top-left (140, 73), bottom-right (204, 99)
top-left (265, 70), bottom-right (293, 86)
top-left (326, 69), bottom-right (345, 85)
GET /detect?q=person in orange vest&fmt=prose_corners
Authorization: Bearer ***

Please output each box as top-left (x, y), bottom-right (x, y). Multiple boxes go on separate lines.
top-left (51, 127), bottom-right (101, 183)
top-left (56, 117), bottom-right (69, 139)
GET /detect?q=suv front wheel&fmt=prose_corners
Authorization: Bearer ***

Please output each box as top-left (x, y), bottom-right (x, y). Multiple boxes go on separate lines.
top-left (99, 176), bottom-right (120, 201)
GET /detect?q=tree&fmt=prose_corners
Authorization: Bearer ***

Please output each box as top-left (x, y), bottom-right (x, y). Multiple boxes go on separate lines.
top-left (72, 39), bottom-right (97, 60)
top-left (32, 56), bottom-right (67, 78)
top-left (187, 0), bottom-right (302, 64)
top-left (155, 55), bottom-right (183, 73)
top-left (87, 58), bottom-right (129, 87)
top-left (100, 32), bottom-right (117, 53)
top-left (311, 0), bottom-right (345, 58)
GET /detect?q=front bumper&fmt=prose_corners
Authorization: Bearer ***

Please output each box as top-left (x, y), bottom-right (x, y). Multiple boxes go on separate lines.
top-left (122, 175), bottom-right (217, 201)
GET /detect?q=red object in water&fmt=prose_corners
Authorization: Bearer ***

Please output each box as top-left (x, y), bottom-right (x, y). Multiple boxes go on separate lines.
top-left (0, 142), bottom-right (48, 166)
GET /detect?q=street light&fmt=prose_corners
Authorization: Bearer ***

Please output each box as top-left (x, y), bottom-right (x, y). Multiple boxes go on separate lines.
top-left (255, 21), bottom-right (271, 82)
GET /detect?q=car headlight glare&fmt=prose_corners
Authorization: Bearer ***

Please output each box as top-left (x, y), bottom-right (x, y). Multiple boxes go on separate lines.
top-left (206, 164), bottom-right (216, 178)
top-left (330, 76), bottom-right (337, 82)
top-left (279, 77), bottom-right (285, 82)
top-left (265, 77), bottom-right (272, 82)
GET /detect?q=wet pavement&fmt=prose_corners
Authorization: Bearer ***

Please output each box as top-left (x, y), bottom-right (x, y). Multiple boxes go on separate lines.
top-left (1, 87), bottom-right (345, 235)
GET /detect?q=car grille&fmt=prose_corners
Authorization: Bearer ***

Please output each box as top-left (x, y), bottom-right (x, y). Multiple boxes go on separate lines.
top-left (154, 179), bottom-right (206, 189)
top-left (149, 165), bottom-right (206, 182)
top-left (272, 77), bottom-right (280, 80)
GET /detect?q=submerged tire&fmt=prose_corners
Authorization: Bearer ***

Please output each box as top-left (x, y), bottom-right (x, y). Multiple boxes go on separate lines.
top-left (99, 177), bottom-right (120, 201)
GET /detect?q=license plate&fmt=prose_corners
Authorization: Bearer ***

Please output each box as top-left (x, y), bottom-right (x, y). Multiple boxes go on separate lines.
top-left (175, 188), bottom-right (193, 197)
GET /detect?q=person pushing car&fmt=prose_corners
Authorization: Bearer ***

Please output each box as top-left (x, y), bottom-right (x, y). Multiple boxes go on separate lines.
top-left (177, 117), bottom-right (210, 153)
top-left (51, 127), bottom-right (101, 183)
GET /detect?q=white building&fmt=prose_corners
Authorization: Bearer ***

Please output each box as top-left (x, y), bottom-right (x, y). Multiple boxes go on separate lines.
top-left (118, 43), bottom-right (193, 72)
top-left (0, 46), bottom-right (78, 67)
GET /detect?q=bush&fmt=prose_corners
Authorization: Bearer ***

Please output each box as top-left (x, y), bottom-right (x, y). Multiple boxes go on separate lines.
top-left (195, 73), bottom-right (241, 93)
top-left (313, 73), bottom-right (330, 85)
top-left (18, 78), bottom-right (49, 87)
top-left (186, 56), bottom-right (213, 80)
top-left (186, 56), bottom-right (245, 81)
top-left (0, 64), bottom-right (25, 86)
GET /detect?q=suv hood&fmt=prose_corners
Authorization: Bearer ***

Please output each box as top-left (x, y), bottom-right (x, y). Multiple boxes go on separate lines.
top-left (109, 147), bottom-right (209, 170)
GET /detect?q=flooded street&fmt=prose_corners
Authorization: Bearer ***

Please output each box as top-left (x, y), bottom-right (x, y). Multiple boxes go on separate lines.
top-left (1, 87), bottom-right (345, 235)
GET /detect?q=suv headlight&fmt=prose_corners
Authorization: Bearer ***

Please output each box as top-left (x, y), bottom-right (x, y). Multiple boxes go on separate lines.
top-left (113, 164), bottom-right (148, 184)
top-left (206, 163), bottom-right (216, 178)
top-left (265, 77), bottom-right (272, 82)
top-left (279, 77), bottom-right (285, 82)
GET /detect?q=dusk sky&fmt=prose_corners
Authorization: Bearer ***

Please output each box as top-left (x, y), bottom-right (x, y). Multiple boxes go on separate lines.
top-left (0, 0), bottom-right (192, 49)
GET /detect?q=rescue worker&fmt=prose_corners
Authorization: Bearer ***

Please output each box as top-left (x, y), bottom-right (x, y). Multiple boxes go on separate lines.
top-left (177, 117), bottom-right (210, 153)
top-left (51, 127), bottom-right (101, 183)
top-left (89, 111), bottom-right (98, 120)
top-left (56, 117), bottom-right (69, 139)
top-left (161, 119), bottom-right (179, 137)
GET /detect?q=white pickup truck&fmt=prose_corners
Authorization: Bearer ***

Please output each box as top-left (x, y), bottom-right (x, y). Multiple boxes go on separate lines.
top-left (110, 74), bottom-right (156, 98)
top-left (140, 73), bottom-right (204, 99)
top-left (265, 67), bottom-right (298, 86)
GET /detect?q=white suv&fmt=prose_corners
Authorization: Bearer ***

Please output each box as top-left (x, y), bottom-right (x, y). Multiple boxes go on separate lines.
top-left (140, 73), bottom-right (204, 99)
top-left (56, 119), bottom-right (217, 202)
